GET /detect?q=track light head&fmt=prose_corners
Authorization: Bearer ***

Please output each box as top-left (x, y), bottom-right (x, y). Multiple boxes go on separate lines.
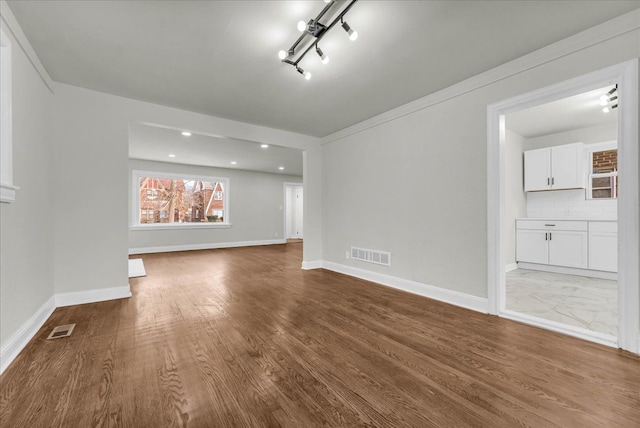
top-left (316, 46), bottom-right (329, 64)
top-left (296, 66), bottom-right (312, 80)
top-left (341, 20), bottom-right (358, 41)
top-left (278, 50), bottom-right (287, 60)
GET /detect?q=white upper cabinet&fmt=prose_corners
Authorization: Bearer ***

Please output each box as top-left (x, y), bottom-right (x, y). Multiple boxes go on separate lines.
top-left (524, 142), bottom-right (586, 192)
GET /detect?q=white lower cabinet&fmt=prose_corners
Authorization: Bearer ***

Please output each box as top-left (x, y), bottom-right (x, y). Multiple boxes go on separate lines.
top-left (516, 220), bottom-right (588, 269)
top-left (548, 230), bottom-right (588, 269)
top-left (588, 222), bottom-right (618, 272)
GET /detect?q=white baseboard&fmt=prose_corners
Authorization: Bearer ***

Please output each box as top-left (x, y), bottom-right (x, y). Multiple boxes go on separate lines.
top-left (301, 260), bottom-right (323, 270)
top-left (500, 309), bottom-right (618, 348)
top-left (128, 239), bottom-right (286, 255)
top-left (517, 262), bottom-right (617, 280)
top-left (1, 284), bottom-right (132, 374)
top-left (0, 295), bottom-right (56, 374)
top-left (55, 285), bottom-right (132, 307)
top-left (505, 263), bottom-right (518, 273)
top-left (321, 261), bottom-right (488, 313)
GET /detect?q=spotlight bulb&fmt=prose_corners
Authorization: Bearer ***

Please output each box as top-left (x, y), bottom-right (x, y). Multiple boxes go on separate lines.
top-left (603, 106), bottom-right (610, 113)
top-left (342, 21), bottom-right (358, 41)
top-left (316, 47), bottom-right (329, 64)
top-left (278, 50), bottom-right (287, 60)
top-left (297, 67), bottom-right (312, 80)
top-left (297, 21), bottom-right (307, 32)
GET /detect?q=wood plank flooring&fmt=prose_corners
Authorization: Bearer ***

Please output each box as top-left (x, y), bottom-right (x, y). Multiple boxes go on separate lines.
top-left (1, 243), bottom-right (639, 427)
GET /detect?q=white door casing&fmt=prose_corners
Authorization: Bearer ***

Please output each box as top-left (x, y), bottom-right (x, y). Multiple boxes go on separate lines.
top-left (487, 60), bottom-right (639, 353)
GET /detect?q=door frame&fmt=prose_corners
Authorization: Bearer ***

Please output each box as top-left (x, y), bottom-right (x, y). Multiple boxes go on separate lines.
top-left (283, 182), bottom-right (303, 239)
top-left (487, 60), bottom-right (639, 353)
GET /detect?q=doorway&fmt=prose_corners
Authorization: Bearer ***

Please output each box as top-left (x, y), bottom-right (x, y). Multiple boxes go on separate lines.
top-left (285, 183), bottom-right (303, 240)
top-left (504, 89), bottom-right (618, 340)
top-left (487, 61), bottom-right (639, 353)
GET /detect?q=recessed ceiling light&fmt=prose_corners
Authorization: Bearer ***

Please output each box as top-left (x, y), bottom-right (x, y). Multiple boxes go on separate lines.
top-left (230, 161), bottom-right (237, 165)
top-left (261, 144), bottom-right (269, 148)
top-left (278, 166), bottom-right (285, 170)
top-left (169, 154), bottom-right (176, 158)
top-left (181, 131), bottom-right (192, 137)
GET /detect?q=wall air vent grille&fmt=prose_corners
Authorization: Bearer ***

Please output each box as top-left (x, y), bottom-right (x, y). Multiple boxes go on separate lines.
top-left (350, 247), bottom-right (391, 266)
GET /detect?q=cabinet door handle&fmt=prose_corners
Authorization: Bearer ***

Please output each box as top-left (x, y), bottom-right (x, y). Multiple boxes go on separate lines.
top-left (545, 232), bottom-right (548, 241)
top-left (547, 177), bottom-right (550, 186)
top-left (544, 224), bottom-right (555, 227)
top-left (552, 177), bottom-right (555, 185)
top-left (549, 232), bottom-right (552, 240)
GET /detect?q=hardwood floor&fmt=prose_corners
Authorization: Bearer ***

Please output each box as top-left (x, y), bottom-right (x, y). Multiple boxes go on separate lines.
top-left (1, 243), bottom-right (639, 427)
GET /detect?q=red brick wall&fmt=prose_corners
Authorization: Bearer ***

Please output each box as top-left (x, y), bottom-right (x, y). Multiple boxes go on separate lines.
top-left (593, 149), bottom-right (617, 173)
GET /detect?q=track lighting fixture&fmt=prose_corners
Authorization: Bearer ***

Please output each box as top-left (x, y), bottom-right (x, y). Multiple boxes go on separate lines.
top-left (601, 85), bottom-right (618, 113)
top-left (278, 0), bottom-right (358, 79)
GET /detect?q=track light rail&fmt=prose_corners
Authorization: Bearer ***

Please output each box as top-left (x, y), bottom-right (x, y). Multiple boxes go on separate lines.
top-left (279, 0), bottom-right (359, 78)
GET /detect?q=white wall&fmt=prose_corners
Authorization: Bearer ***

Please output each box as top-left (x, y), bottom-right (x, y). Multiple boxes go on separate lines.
top-left (505, 130), bottom-right (526, 267)
top-left (321, 27), bottom-right (639, 299)
top-left (0, 17), bottom-right (54, 347)
top-left (51, 83), bottom-right (321, 294)
top-left (524, 121), bottom-right (616, 150)
top-left (128, 159), bottom-right (302, 251)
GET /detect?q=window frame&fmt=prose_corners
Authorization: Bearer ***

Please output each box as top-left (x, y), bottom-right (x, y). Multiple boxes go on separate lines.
top-left (0, 27), bottom-right (18, 203)
top-left (586, 140), bottom-right (618, 200)
top-left (131, 170), bottom-right (231, 230)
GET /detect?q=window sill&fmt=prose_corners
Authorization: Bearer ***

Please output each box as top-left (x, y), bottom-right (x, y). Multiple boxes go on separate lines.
top-left (130, 223), bottom-right (232, 231)
top-left (0, 183), bottom-right (19, 203)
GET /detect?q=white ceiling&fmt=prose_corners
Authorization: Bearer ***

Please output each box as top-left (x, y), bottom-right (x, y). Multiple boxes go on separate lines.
top-left (129, 123), bottom-right (303, 176)
top-left (506, 86), bottom-right (618, 139)
top-left (8, 0), bottom-right (639, 138)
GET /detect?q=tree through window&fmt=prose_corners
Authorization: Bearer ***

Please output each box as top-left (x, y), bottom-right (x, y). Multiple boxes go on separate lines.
top-left (135, 173), bottom-right (227, 225)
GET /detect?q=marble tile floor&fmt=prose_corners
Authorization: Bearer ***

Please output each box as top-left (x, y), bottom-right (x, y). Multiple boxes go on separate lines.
top-left (506, 269), bottom-right (617, 337)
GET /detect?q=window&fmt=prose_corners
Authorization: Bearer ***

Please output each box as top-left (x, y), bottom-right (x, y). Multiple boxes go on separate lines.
top-left (132, 170), bottom-right (229, 228)
top-left (0, 28), bottom-right (17, 203)
top-left (587, 141), bottom-right (617, 199)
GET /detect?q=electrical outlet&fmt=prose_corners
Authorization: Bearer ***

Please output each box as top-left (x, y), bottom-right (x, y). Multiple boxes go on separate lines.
top-left (345, 250), bottom-right (350, 259)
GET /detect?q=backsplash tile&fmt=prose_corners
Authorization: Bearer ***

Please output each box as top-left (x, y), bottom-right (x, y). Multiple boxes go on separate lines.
top-left (527, 189), bottom-right (617, 219)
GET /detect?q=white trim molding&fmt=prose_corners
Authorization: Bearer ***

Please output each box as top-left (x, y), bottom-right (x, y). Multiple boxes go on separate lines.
top-left (487, 60), bottom-right (639, 353)
top-left (0, 295), bottom-right (56, 374)
top-left (321, 9), bottom-right (640, 145)
top-left (0, 0), bottom-right (54, 93)
top-left (128, 239), bottom-right (286, 255)
top-left (0, 285), bottom-right (132, 374)
top-left (0, 182), bottom-right (19, 203)
top-left (55, 285), bottom-right (131, 308)
top-left (0, 26), bottom-right (16, 203)
top-left (505, 263), bottom-right (518, 273)
top-left (301, 260), bottom-right (323, 270)
top-left (321, 261), bottom-right (489, 313)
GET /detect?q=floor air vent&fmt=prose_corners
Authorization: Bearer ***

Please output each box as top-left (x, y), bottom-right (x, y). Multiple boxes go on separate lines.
top-left (47, 324), bottom-right (76, 340)
top-left (351, 247), bottom-right (391, 266)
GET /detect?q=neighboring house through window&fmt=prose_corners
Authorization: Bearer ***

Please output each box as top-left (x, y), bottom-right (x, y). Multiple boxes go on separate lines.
top-left (132, 170), bottom-right (229, 228)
